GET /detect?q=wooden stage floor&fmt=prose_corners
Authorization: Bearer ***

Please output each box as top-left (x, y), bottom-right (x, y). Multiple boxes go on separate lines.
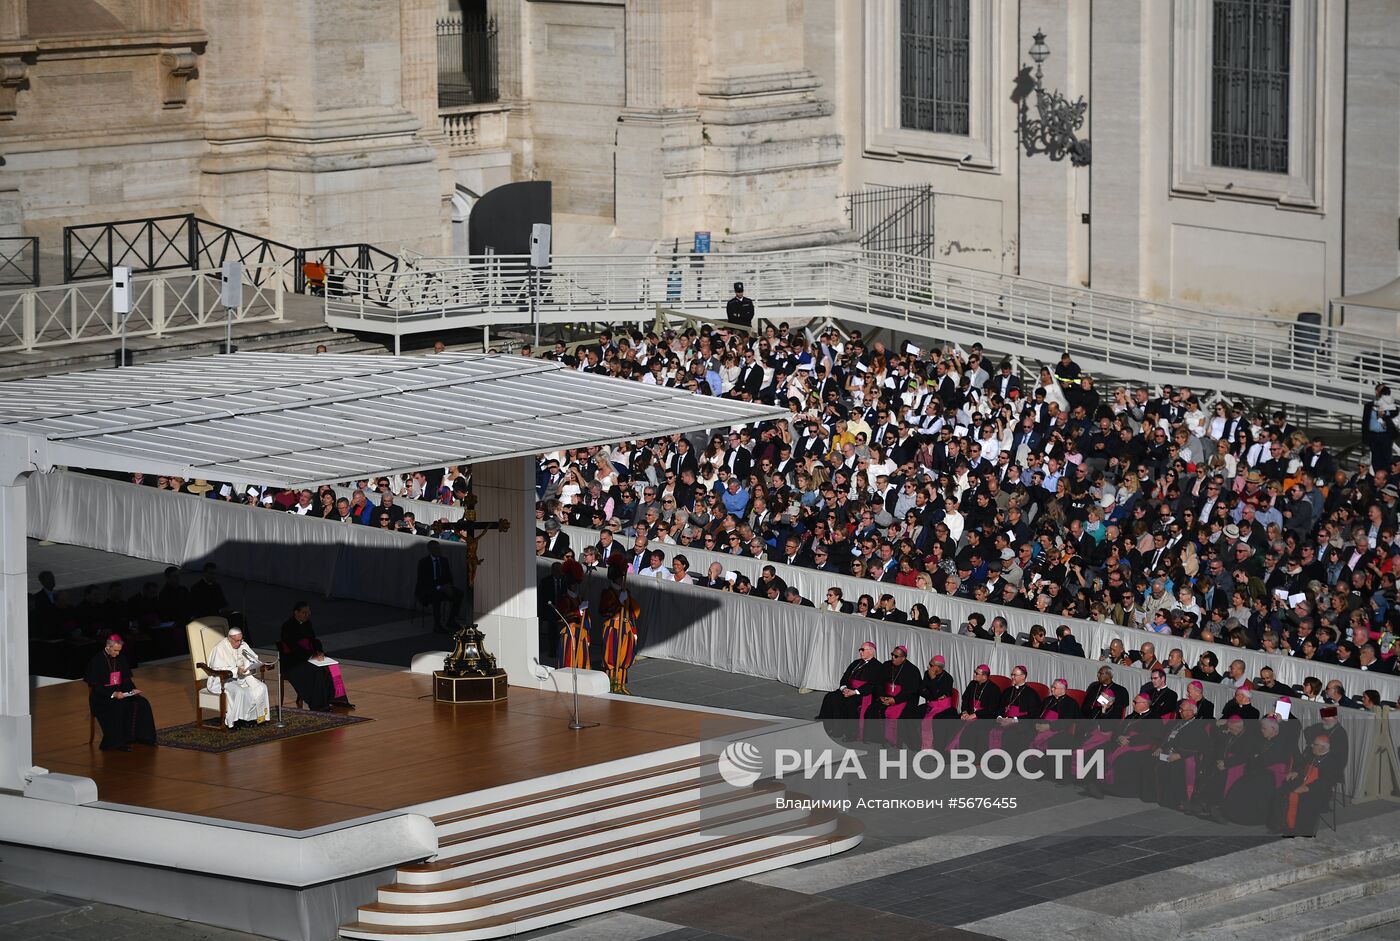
top-left (33, 662), bottom-right (769, 831)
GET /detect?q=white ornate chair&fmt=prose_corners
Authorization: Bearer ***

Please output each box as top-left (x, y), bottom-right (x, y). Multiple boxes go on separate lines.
top-left (187, 617), bottom-right (231, 729)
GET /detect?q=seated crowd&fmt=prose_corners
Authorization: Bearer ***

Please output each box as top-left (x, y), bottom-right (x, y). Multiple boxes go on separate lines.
top-left (523, 324), bottom-right (1400, 702)
top-left (90, 325), bottom-right (1400, 715)
top-left (815, 644), bottom-right (1347, 836)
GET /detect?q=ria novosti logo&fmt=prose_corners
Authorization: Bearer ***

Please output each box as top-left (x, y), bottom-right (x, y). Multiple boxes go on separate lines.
top-left (717, 741), bottom-right (764, 787)
top-left (715, 743), bottom-right (1104, 788)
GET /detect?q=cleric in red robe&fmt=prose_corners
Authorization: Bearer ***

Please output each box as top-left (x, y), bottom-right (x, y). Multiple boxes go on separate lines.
top-left (1268, 735), bottom-right (1337, 837)
top-left (1182, 679), bottom-right (1215, 719)
top-left (85, 634), bottom-right (157, 752)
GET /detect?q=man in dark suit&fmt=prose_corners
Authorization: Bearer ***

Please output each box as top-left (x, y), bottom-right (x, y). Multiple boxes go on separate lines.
top-left (734, 348), bottom-right (765, 399)
top-left (30, 570), bottom-right (60, 637)
top-left (990, 361), bottom-right (1021, 399)
top-left (416, 541), bottom-right (463, 634)
top-left (541, 519), bottom-right (571, 559)
top-left (722, 431), bottom-right (752, 479)
top-left (668, 437), bottom-right (700, 479)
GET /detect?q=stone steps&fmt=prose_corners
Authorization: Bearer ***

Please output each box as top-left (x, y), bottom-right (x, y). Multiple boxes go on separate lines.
top-left (340, 748), bottom-right (862, 941)
top-left (1168, 837), bottom-right (1400, 941)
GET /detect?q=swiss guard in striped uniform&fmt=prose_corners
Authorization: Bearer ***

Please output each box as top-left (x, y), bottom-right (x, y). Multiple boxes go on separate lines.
top-left (557, 560), bottom-right (591, 670)
top-left (600, 561), bottom-right (640, 694)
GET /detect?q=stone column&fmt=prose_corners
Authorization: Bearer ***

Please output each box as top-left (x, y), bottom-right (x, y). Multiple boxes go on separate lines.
top-left (471, 456), bottom-right (540, 686)
top-left (489, 0), bottom-right (532, 181)
top-left (685, 0), bottom-right (846, 250)
top-left (615, 0), bottom-right (701, 241)
top-left (1343, 0), bottom-right (1400, 314)
top-left (199, 0), bottom-right (443, 252)
top-left (400, 0), bottom-right (440, 135)
top-left (1088, 1), bottom-right (1148, 296)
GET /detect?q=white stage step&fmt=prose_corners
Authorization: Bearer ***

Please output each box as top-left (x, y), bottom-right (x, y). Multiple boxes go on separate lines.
top-left (340, 753), bottom-right (861, 941)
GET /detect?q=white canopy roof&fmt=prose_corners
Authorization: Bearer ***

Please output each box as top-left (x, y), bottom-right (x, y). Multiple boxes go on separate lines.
top-left (0, 352), bottom-right (786, 487)
top-left (1335, 275), bottom-right (1400, 313)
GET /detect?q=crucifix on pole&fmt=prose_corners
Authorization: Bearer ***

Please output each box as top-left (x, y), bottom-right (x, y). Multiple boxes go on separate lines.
top-left (455, 491), bottom-right (510, 592)
top-left (437, 491), bottom-right (512, 696)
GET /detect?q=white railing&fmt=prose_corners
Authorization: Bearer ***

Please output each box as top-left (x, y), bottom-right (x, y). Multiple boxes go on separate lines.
top-left (0, 267), bottom-right (285, 354)
top-left (323, 247), bottom-right (1400, 412)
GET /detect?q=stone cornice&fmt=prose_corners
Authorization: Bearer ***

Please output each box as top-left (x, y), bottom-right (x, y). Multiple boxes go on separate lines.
top-left (0, 29), bottom-right (207, 59)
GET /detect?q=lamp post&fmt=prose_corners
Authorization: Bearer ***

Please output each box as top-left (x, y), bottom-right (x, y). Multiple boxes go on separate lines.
top-left (1014, 29), bottom-right (1090, 167)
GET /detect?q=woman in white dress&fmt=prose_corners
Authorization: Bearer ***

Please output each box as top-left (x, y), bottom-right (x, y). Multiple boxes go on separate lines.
top-left (1037, 367), bottom-right (1070, 412)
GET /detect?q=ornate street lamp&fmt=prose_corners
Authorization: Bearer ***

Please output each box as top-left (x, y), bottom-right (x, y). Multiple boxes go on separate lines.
top-left (1014, 29), bottom-right (1090, 167)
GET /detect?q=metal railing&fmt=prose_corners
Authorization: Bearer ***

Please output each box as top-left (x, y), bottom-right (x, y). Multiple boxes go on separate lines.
top-left (0, 236), bottom-right (39, 287)
top-left (436, 10), bottom-right (498, 109)
top-left (324, 247), bottom-right (1400, 414)
top-left (841, 184), bottom-right (936, 257)
top-left (62, 213), bottom-right (399, 294)
top-left (0, 266), bottom-right (283, 354)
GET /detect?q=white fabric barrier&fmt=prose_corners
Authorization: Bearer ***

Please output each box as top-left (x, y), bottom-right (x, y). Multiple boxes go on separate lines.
top-left (365, 491), bottom-right (463, 527)
top-left (551, 559), bottom-right (1374, 798)
top-left (558, 523), bottom-right (1400, 704)
top-left (27, 471), bottom-right (464, 610)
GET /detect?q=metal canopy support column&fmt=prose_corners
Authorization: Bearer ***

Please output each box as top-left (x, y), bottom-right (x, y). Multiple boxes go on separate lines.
top-left (0, 435), bottom-right (38, 792)
top-left (471, 455), bottom-right (540, 684)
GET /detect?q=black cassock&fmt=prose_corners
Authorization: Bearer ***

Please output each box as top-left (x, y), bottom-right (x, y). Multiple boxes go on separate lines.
top-left (1081, 681), bottom-right (1129, 719)
top-left (985, 684), bottom-right (1044, 754)
top-left (868, 659), bottom-right (922, 746)
top-left (912, 669), bottom-right (957, 751)
top-left (278, 617), bottom-right (338, 710)
top-left (817, 657), bottom-right (883, 726)
top-left (1021, 694), bottom-right (1081, 778)
top-left (1198, 730), bottom-right (1260, 811)
top-left (1100, 713), bottom-right (1165, 797)
top-left (1223, 731), bottom-right (1296, 825)
top-left (85, 651), bottom-right (156, 751)
top-left (1184, 695), bottom-right (1216, 719)
top-left (1139, 684), bottom-right (1179, 718)
top-left (945, 680), bottom-right (1001, 752)
top-left (1145, 716), bottom-right (1211, 808)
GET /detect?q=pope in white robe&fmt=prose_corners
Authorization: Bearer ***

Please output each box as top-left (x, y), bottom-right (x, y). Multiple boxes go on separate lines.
top-left (206, 628), bottom-right (270, 728)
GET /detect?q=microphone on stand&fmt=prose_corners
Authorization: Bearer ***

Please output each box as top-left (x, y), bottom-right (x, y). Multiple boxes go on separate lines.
top-left (544, 602), bottom-right (600, 731)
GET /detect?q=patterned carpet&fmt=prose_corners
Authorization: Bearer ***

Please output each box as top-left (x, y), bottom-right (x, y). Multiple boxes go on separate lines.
top-left (155, 707), bottom-right (370, 753)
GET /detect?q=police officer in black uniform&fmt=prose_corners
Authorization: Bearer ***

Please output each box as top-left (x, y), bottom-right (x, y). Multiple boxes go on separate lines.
top-left (726, 282), bottom-right (754, 328)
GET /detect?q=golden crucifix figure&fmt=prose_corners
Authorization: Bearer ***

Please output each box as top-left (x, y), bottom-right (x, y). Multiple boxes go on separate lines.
top-left (456, 492), bottom-right (510, 589)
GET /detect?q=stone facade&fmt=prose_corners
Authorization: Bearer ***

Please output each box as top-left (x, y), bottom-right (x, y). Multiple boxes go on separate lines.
top-left (833, 0), bottom-right (1400, 330)
top-left (3, 0), bottom-right (1396, 332)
